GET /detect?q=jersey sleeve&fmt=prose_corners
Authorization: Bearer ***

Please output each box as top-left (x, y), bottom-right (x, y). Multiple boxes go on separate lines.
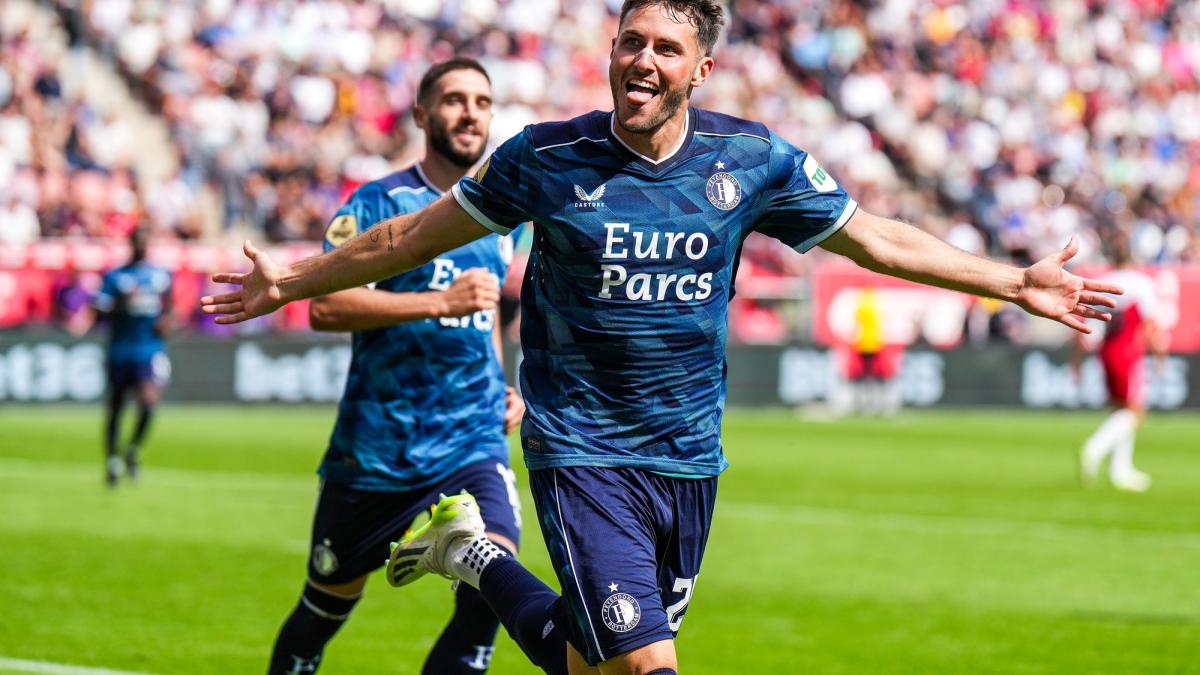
top-left (753, 132), bottom-right (858, 253)
top-left (93, 272), bottom-right (118, 312)
top-left (451, 129), bottom-right (539, 236)
top-left (323, 182), bottom-right (405, 253)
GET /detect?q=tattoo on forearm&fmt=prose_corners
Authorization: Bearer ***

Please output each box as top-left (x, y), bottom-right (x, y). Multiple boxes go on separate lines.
top-left (387, 222), bottom-right (394, 252)
top-left (369, 229), bottom-right (382, 244)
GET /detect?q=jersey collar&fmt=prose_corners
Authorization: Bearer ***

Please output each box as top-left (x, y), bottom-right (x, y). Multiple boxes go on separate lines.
top-left (413, 162), bottom-right (444, 196)
top-left (606, 107), bottom-right (697, 174)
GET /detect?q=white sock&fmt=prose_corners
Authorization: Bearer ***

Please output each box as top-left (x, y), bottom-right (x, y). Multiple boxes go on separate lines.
top-left (1110, 432), bottom-right (1139, 479)
top-left (1084, 409), bottom-right (1136, 465)
top-left (448, 535), bottom-right (508, 589)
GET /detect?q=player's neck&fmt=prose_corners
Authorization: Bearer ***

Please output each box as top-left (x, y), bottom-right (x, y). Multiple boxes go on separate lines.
top-left (611, 107), bottom-right (690, 162)
top-left (416, 154), bottom-right (471, 193)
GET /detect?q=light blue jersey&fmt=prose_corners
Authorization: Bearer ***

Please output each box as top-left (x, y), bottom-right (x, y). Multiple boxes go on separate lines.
top-left (454, 109), bottom-right (856, 477)
top-left (320, 164), bottom-right (515, 491)
top-left (94, 262), bottom-right (171, 364)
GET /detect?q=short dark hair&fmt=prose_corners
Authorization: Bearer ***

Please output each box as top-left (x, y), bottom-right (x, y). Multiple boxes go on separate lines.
top-left (618, 0), bottom-right (725, 57)
top-left (417, 58), bottom-right (491, 105)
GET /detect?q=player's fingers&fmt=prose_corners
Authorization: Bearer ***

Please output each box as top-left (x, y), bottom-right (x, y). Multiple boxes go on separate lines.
top-left (202, 302), bottom-right (244, 315)
top-left (244, 240), bottom-right (260, 261)
top-left (466, 267), bottom-right (500, 285)
top-left (200, 291), bottom-right (242, 305)
top-left (1071, 305), bottom-right (1111, 321)
top-left (1057, 236), bottom-right (1079, 262)
top-left (214, 312), bottom-right (248, 325)
top-left (1060, 313), bottom-right (1092, 334)
top-left (211, 272), bottom-right (245, 285)
top-left (1078, 291), bottom-right (1117, 309)
top-left (1082, 277), bottom-right (1124, 295)
top-left (457, 268), bottom-right (488, 282)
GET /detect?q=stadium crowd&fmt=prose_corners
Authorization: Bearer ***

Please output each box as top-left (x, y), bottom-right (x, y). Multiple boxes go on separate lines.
top-left (3, 0), bottom-right (1199, 336)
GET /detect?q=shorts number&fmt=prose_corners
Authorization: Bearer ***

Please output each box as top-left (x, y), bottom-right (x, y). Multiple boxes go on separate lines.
top-left (496, 463), bottom-right (522, 528)
top-left (665, 576), bottom-right (696, 632)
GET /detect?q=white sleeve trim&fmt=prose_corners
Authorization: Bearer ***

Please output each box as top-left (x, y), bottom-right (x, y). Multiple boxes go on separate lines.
top-left (452, 183), bottom-right (514, 236)
top-left (794, 199), bottom-right (858, 253)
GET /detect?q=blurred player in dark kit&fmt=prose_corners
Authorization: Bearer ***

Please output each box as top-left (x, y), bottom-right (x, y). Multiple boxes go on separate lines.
top-left (79, 227), bottom-right (173, 486)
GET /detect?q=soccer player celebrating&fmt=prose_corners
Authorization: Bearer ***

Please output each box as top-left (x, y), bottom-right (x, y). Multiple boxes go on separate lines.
top-left (78, 227), bottom-right (173, 487)
top-left (204, 3), bottom-right (1122, 673)
top-left (266, 59), bottom-right (526, 675)
top-left (1078, 238), bottom-right (1168, 493)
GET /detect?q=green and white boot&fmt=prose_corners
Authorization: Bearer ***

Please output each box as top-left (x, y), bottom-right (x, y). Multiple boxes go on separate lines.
top-left (386, 491), bottom-right (506, 588)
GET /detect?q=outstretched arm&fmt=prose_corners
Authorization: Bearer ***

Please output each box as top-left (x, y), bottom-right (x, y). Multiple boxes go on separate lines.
top-left (201, 196), bottom-right (492, 324)
top-left (309, 268), bottom-right (500, 332)
top-left (819, 210), bottom-right (1122, 333)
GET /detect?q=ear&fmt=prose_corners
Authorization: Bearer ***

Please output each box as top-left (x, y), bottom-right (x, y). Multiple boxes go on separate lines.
top-left (690, 56), bottom-right (714, 89)
top-left (413, 104), bottom-right (428, 131)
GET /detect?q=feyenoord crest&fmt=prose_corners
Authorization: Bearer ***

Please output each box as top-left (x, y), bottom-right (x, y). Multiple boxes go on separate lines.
top-left (312, 540), bottom-right (338, 576)
top-left (601, 592), bottom-right (642, 633)
top-left (706, 172), bottom-right (741, 210)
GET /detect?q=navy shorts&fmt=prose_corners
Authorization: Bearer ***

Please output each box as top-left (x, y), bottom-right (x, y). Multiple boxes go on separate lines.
top-left (108, 353), bottom-right (170, 390)
top-left (307, 460), bottom-right (522, 585)
top-left (529, 465), bottom-right (717, 665)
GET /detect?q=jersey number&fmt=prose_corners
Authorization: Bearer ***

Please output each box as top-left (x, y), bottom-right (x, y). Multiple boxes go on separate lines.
top-left (665, 576), bottom-right (696, 632)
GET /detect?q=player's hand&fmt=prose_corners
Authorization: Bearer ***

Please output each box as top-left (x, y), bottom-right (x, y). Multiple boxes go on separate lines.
top-left (1015, 237), bottom-right (1122, 334)
top-left (503, 386), bottom-right (525, 434)
top-left (438, 268), bottom-right (499, 317)
top-left (200, 241), bottom-right (286, 324)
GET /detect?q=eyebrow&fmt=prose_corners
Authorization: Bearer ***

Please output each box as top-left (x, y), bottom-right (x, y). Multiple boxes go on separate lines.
top-left (441, 91), bottom-right (492, 103)
top-left (620, 27), bottom-right (686, 51)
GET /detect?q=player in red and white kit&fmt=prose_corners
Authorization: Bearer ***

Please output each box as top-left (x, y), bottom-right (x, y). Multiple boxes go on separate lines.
top-left (1078, 246), bottom-right (1168, 493)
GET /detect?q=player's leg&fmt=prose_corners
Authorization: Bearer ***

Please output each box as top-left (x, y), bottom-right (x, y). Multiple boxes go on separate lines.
top-left (103, 365), bottom-right (130, 487)
top-left (422, 461), bottom-right (526, 675)
top-left (388, 491), bottom-right (570, 674)
top-left (564, 468), bottom-right (716, 675)
top-left (269, 482), bottom-right (422, 674)
top-left (268, 575), bottom-right (365, 675)
top-left (388, 464), bottom-right (696, 675)
top-left (1110, 359), bottom-right (1150, 491)
top-left (1081, 358), bottom-right (1138, 484)
top-left (528, 466), bottom-right (683, 674)
top-left (126, 354), bottom-right (169, 479)
top-left (126, 379), bottom-right (161, 480)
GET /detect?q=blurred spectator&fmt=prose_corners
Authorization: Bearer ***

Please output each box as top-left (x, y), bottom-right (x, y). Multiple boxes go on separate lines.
top-left (0, 189), bottom-right (40, 244)
top-left (1, 0), bottom-right (1196, 340)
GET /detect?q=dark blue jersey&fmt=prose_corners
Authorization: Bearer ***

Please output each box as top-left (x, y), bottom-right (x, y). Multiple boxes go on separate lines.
top-left (320, 164), bottom-right (515, 491)
top-left (453, 109), bottom-right (856, 477)
top-left (93, 262), bottom-right (171, 364)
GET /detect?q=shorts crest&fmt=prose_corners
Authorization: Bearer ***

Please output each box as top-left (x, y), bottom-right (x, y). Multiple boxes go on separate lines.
top-left (601, 592), bottom-right (641, 633)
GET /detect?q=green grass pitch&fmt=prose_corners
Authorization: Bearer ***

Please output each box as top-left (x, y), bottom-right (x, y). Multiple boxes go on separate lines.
top-left (1, 406), bottom-right (1197, 674)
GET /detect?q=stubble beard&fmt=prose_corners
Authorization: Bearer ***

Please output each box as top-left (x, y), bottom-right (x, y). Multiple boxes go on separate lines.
top-left (612, 80), bottom-right (688, 135)
top-left (429, 118), bottom-right (486, 168)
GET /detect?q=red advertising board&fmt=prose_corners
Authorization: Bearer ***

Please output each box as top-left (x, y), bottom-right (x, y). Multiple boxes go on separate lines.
top-left (0, 240), bottom-right (322, 331)
top-left (812, 261), bottom-right (1200, 352)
